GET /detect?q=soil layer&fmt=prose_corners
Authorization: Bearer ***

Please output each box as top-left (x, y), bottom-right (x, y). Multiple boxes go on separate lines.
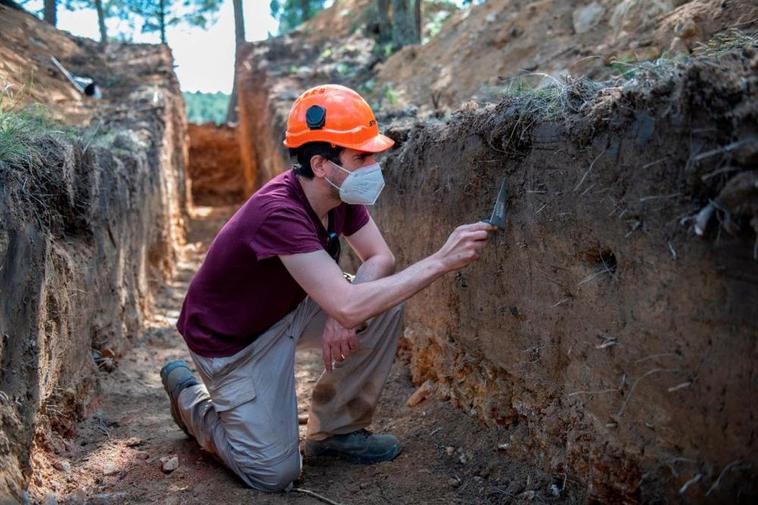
top-left (371, 52), bottom-right (758, 502)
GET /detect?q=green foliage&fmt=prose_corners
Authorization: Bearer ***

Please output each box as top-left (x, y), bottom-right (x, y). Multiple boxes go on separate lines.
top-left (0, 84), bottom-right (71, 169)
top-left (123, 0), bottom-right (223, 43)
top-left (183, 91), bottom-right (229, 125)
top-left (270, 0), bottom-right (326, 33)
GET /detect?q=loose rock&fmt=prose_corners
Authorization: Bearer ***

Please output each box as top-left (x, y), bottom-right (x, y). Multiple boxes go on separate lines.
top-left (161, 455), bottom-right (179, 473)
top-left (125, 436), bottom-right (144, 447)
top-left (102, 462), bottom-right (120, 476)
top-left (406, 379), bottom-right (436, 407)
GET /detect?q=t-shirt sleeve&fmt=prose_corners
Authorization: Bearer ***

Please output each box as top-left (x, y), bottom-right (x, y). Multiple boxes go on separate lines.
top-left (343, 204), bottom-right (370, 237)
top-left (250, 208), bottom-right (324, 260)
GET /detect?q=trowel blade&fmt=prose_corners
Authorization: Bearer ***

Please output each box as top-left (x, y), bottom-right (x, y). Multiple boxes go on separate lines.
top-left (487, 178), bottom-right (508, 230)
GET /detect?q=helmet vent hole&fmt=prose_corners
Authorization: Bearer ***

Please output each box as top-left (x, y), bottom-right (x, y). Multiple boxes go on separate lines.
top-left (306, 105), bottom-right (326, 129)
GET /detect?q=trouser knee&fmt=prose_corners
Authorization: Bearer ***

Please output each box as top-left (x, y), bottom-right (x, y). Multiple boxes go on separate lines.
top-left (242, 451), bottom-right (301, 492)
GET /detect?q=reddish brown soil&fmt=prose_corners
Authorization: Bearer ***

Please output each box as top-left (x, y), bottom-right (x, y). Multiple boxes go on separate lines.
top-left (372, 51), bottom-right (758, 503)
top-left (29, 206), bottom-right (587, 505)
top-left (187, 123), bottom-right (247, 205)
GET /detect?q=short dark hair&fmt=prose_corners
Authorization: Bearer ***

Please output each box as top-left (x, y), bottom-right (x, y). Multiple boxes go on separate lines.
top-left (290, 142), bottom-right (344, 179)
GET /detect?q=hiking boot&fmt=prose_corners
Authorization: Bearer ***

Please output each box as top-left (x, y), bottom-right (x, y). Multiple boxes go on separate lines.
top-left (303, 429), bottom-right (401, 464)
top-left (160, 359), bottom-right (199, 437)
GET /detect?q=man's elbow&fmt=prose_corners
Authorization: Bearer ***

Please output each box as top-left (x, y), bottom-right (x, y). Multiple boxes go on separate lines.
top-left (380, 252), bottom-right (397, 275)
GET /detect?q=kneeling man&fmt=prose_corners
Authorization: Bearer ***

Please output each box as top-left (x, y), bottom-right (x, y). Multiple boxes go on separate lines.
top-left (163, 84), bottom-right (494, 491)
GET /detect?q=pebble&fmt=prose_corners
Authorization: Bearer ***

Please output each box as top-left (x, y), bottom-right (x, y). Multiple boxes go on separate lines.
top-left (161, 455), bottom-right (179, 473)
top-left (135, 450), bottom-right (150, 460)
top-left (448, 477), bottom-right (461, 488)
top-left (519, 490), bottom-right (536, 501)
top-left (445, 446), bottom-right (455, 456)
top-left (102, 463), bottom-right (120, 476)
top-left (53, 460), bottom-right (71, 473)
top-left (125, 437), bottom-right (144, 447)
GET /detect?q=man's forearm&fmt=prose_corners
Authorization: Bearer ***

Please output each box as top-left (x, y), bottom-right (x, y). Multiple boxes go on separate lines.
top-left (337, 254), bottom-right (447, 328)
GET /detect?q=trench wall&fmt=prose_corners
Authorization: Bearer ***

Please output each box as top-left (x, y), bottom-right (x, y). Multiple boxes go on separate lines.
top-left (0, 43), bottom-right (188, 502)
top-left (187, 123), bottom-right (246, 205)
top-left (372, 55), bottom-right (757, 502)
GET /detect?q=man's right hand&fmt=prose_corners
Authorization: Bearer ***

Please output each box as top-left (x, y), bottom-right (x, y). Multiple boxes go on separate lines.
top-left (321, 316), bottom-right (359, 373)
top-left (434, 222), bottom-right (496, 273)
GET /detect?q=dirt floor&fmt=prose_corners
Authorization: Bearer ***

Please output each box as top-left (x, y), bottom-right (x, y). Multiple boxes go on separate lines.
top-left (29, 205), bottom-right (587, 505)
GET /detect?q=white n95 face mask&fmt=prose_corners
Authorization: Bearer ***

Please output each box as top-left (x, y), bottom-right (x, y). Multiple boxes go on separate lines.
top-left (326, 160), bottom-right (386, 205)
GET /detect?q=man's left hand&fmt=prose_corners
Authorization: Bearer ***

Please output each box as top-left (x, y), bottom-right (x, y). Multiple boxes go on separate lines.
top-left (321, 316), bottom-right (359, 372)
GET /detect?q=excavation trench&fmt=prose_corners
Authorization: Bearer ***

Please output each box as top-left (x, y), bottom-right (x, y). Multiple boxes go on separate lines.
top-left (2, 2), bottom-right (758, 503)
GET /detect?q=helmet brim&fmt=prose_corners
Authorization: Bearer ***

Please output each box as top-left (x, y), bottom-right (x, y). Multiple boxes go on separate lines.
top-left (343, 134), bottom-right (395, 153)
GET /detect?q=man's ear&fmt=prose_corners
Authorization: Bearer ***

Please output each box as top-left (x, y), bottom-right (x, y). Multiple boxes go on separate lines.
top-left (310, 154), bottom-right (328, 178)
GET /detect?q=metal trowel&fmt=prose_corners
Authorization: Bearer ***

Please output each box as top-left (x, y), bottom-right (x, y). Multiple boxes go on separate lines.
top-left (483, 178), bottom-right (508, 230)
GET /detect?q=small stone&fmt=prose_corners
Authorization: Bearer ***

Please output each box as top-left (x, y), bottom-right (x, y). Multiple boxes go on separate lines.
top-left (44, 493), bottom-right (58, 505)
top-left (497, 442), bottom-right (510, 451)
top-left (125, 437), bottom-right (143, 447)
top-left (406, 379), bottom-right (436, 407)
top-left (135, 450), bottom-right (150, 460)
top-left (53, 460), bottom-right (70, 473)
top-left (458, 454), bottom-right (468, 464)
top-left (161, 455), bottom-right (179, 473)
top-left (448, 477), bottom-right (461, 488)
top-left (519, 490), bottom-right (536, 501)
top-left (102, 462), bottom-right (119, 476)
top-left (445, 446), bottom-right (455, 456)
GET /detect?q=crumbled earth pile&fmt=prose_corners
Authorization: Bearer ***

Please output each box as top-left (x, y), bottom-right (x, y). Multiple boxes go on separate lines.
top-left (376, 0), bottom-right (758, 110)
top-left (0, 5), bottom-right (188, 502)
top-left (372, 50), bottom-right (758, 502)
top-left (187, 123), bottom-right (246, 205)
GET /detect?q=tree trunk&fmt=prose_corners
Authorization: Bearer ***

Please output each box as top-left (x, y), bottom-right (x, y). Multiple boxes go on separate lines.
top-left (43, 0), bottom-right (56, 26)
top-left (95, 0), bottom-right (107, 45)
top-left (414, 0), bottom-right (422, 42)
top-left (300, 0), bottom-right (311, 22)
top-left (226, 0), bottom-right (246, 123)
top-left (159, 0), bottom-right (167, 44)
top-left (391, 0), bottom-right (419, 49)
top-left (376, 0), bottom-right (391, 43)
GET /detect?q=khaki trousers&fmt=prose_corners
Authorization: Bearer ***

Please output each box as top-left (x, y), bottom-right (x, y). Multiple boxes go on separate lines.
top-left (176, 297), bottom-right (404, 491)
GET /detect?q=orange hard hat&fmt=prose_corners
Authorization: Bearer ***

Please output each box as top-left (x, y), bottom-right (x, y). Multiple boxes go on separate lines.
top-left (283, 84), bottom-right (395, 153)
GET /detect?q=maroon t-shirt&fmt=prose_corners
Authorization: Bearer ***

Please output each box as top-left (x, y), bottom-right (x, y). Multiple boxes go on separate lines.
top-left (176, 169), bottom-right (369, 357)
